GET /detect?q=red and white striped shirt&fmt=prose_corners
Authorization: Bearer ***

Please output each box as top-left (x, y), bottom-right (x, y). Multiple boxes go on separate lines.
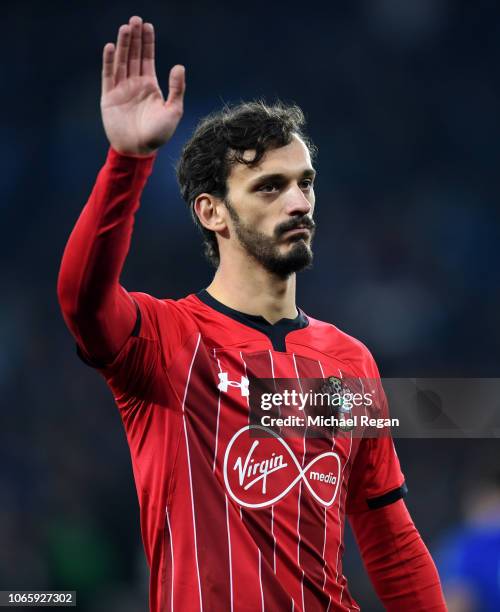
top-left (91, 288), bottom-right (406, 612)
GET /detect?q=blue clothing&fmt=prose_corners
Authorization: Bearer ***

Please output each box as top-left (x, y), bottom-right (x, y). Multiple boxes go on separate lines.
top-left (435, 525), bottom-right (500, 612)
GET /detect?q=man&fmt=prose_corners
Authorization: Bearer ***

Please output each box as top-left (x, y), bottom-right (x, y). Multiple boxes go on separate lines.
top-left (57, 14), bottom-right (446, 612)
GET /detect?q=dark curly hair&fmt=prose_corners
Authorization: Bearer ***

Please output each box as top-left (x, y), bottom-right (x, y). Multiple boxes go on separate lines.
top-left (176, 100), bottom-right (317, 267)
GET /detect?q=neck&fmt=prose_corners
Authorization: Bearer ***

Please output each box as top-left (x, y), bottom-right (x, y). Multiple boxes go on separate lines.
top-left (206, 256), bottom-right (298, 324)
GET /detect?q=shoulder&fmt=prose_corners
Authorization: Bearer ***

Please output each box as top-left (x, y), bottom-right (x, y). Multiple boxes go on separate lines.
top-left (301, 312), bottom-right (381, 378)
top-left (128, 291), bottom-right (201, 341)
top-left (129, 291), bottom-right (201, 316)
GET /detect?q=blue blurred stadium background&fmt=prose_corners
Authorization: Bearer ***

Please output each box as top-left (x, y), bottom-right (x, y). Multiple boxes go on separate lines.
top-left (1, 0), bottom-right (499, 610)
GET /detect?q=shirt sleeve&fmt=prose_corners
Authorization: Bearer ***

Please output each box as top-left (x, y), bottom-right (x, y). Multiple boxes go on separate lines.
top-left (349, 499), bottom-right (447, 610)
top-left (81, 291), bottom-right (195, 405)
top-left (346, 435), bottom-right (407, 514)
top-left (346, 352), bottom-right (407, 514)
top-left (57, 145), bottom-right (157, 367)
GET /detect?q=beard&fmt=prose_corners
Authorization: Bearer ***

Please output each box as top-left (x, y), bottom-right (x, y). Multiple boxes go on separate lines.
top-left (224, 198), bottom-right (315, 279)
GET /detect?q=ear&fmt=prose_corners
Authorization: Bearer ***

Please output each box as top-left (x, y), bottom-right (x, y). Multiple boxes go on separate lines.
top-left (193, 193), bottom-right (227, 232)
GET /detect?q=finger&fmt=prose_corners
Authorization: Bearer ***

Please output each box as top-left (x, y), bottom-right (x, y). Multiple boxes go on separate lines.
top-left (165, 65), bottom-right (186, 111)
top-left (128, 15), bottom-right (143, 77)
top-left (102, 43), bottom-right (115, 95)
top-left (141, 23), bottom-right (156, 78)
top-left (114, 24), bottom-right (131, 84)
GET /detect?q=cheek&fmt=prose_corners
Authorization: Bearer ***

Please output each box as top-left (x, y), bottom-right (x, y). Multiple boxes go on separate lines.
top-left (245, 207), bottom-right (277, 235)
top-left (236, 195), bottom-right (283, 236)
top-left (264, 214), bottom-right (283, 237)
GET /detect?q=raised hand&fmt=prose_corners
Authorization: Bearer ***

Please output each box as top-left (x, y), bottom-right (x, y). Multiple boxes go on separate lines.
top-left (101, 15), bottom-right (185, 156)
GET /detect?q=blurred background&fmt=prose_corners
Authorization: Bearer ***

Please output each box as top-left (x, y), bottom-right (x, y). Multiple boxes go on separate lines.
top-left (1, 0), bottom-right (500, 610)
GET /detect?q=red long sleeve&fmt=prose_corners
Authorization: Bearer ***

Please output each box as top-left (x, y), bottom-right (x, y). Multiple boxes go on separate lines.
top-left (349, 499), bottom-right (447, 611)
top-left (57, 146), bottom-right (156, 365)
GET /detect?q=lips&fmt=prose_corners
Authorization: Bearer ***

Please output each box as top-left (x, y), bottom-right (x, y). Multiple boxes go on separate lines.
top-left (282, 227), bottom-right (310, 237)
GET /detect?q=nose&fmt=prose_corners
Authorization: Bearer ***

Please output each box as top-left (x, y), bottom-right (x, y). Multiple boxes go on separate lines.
top-left (283, 185), bottom-right (313, 216)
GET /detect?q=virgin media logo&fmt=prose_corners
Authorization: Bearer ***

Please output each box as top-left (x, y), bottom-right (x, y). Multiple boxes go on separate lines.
top-left (223, 425), bottom-right (341, 509)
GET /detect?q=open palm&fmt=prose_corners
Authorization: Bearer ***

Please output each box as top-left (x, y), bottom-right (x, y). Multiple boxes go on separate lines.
top-left (101, 15), bottom-right (185, 156)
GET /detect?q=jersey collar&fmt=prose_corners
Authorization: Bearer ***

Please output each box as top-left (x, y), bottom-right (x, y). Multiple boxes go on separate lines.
top-left (196, 289), bottom-right (309, 352)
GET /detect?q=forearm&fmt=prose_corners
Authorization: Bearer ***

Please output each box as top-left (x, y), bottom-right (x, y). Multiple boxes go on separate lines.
top-left (57, 146), bottom-right (156, 363)
top-left (349, 499), bottom-right (446, 611)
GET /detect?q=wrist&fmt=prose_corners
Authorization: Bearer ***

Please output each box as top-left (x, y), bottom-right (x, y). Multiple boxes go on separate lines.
top-left (109, 145), bottom-right (158, 159)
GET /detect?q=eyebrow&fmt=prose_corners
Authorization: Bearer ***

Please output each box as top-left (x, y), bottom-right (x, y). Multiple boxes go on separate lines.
top-left (248, 168), bottom-right (317, 188)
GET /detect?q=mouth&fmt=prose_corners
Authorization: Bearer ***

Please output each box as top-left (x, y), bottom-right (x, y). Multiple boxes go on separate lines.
top-left (281, 227), bottom-right (311, 239)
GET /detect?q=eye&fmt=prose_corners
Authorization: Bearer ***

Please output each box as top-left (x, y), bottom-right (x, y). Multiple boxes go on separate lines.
top-left (300, 178), bottom-right (314, 190)
top-left (258, 183), bottom-right (280, 193)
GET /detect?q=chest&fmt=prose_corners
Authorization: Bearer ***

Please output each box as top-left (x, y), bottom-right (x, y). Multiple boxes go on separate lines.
top-left (168, 337), bottom-right (361, 511)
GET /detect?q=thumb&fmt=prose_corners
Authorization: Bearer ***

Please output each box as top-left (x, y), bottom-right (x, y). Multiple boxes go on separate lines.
top-left (165, 64), bottom-right (186, 110)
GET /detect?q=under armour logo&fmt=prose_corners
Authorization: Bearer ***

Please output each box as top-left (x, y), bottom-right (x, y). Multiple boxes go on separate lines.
top-left (217, 372), bottom-right (250, 397)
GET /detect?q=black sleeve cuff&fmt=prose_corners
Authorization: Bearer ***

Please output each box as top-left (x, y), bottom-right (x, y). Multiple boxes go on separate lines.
top-left (366, 482), bottom-right (408, 510)
top-left (75, 299), bottom-right (142, 368)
